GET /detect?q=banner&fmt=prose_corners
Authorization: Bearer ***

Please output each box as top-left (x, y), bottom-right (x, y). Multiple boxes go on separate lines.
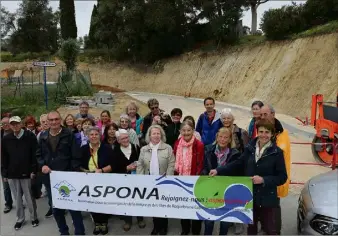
top-left (50, 171), bottom-right (253, 224)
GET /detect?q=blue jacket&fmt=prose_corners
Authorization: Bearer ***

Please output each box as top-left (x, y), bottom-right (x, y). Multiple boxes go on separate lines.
top-left (196, 111), bottom-right (223, 145)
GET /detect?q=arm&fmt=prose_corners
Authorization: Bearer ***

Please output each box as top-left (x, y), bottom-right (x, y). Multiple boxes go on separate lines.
top-left (71, 133), bottom-right (82, 172)
top-left (30, 135), bottom-right (38, 175)
top-left (241, 129), bottom-right (249, 146)
top-left (202, 147), bottom-right (212, 175)
top-left (36, 136), bottom-right (46, 171)
top-left (196, 143), bottom-right (204, 175)
top-left (1, 139), bottom-right (9, 178)
top-left (216, 148), bottom-right (248, 176)
top-left (195, 114), bottom-right (203, 135)
top-left (262, 150), bottom-right (288, 187)
top-left (166, 146), bottom-right (175, 176)
top-left (136, 148), bottom-right (146, 175)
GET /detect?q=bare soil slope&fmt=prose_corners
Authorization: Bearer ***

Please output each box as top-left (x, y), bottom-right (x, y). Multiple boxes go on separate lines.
top-left (2, 33), bottom-right (337, 117)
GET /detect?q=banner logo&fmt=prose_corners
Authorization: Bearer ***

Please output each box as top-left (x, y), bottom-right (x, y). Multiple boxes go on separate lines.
top-left (53, 180), bottom-right (76, 198)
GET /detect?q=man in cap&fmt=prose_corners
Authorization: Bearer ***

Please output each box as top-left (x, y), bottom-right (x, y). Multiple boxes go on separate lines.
top-left (1, 116), bottom-right (39, 230)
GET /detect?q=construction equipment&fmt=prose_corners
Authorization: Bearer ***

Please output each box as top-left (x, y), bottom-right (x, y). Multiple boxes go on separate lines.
top-left (310, 94), bottom-right (338, 165)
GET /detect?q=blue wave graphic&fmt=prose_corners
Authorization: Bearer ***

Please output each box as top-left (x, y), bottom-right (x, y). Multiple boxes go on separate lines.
top-left (174, 178), bottom-right (194, 188)
top-left (156, 180), bottom-right (193, 195)
top-left (155, 174), bottom-right (166, 182)
top-left (196, 209), bottom-right (252, 224)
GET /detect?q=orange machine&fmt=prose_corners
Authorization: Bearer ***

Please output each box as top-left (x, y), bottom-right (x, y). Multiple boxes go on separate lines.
top-left (310, 94), bottom-right (338, 165)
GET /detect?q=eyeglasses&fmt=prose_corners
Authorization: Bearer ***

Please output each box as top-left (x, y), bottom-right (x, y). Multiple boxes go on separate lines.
top-left (48, 118), bottom-right (60, 121)
top-left (150, 106), bottom-right (159, 110)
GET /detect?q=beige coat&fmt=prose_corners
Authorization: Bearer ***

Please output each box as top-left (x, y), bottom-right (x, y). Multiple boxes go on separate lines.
top-left (137, 142), bottom-right (175, 176)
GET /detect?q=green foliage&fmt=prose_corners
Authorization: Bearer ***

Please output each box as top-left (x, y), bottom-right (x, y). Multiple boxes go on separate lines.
top-left (59, 0), bottom-right (77, 40)
top-left (302, 0), bottom-right (338, 27)
top-left (59, 39), bottom-right (80, 72)
top-left (0, 51), bottom-right (52, 62)
top-left (292, 20), bottom-right (338, 39)
top-left (1, 7), bottom-right (16, 40)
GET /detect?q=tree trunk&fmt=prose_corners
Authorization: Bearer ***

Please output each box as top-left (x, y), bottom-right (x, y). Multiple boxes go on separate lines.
top-left (251, 4), bottom-right (258, 34)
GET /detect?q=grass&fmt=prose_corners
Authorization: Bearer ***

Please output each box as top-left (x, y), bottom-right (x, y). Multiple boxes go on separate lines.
top-left (291, 20), bottom-right (338, 39)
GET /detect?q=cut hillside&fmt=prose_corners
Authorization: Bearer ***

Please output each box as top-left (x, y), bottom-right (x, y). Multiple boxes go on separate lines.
top-left (1, 33), bottom-right (337, 117)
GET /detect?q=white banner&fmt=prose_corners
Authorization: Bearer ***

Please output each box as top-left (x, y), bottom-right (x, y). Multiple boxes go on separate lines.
top-left (50, 171), bottom-right (253, 224)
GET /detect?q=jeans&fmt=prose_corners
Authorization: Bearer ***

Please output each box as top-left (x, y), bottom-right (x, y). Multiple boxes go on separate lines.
top-left (53, 208), bottom-right (85, 235)
top-left (204, 220), bottom-right (232, 235)
top-left (2, 177), bottom-right (13, 207)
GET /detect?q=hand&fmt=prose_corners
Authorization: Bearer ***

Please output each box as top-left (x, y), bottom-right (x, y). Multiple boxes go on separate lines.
top-left (3, 178), bottom-right (8, 182)
top-left (126, 164), bottom-right (136, 171)
top-left (42, 165), bottom-right (51, 174)
top-left (30, 173), bottom-right (35, 179)
top-left (95, 169), bottom-right (102, 173)
top-left (209, 169), bottom-right (218, 176)
top-left (251, 175), bottom-right (264, 184)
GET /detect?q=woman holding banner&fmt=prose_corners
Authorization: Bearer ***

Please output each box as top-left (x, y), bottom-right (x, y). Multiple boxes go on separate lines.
top-left (202, 127), bottom-right (241, 235)
top-left (112, 129), bottom-right (145, 232)
top-left (174, 120), bottom-right (204, 235)
top-left (79, 126), bottom-right (113, 235)
top-left (137, 124), bottom-right (175, 235)
top-left (209, 120), bottom-right (287, 235)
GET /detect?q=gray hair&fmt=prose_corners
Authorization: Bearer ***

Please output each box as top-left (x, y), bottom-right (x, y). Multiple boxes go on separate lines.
top-left (220, 108), bottom-right (235, 120)
top-left (268, 104), bottom-right (275, 114)
top-left (40, 114), bottom-right (48, 122)
top-left (145, 125), bottom-right (166, 144)
top-left (85, 126), bottom-right (101, 138)
top-left (115, 129), bottom-right (129, 140)
top-left (125, 101), bottom-right (139, 114)
top-left (118, 114), bottom-right (131, 129)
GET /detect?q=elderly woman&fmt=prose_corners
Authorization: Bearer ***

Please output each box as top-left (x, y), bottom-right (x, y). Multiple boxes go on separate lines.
top-left (137, 125), bottom-right (175, 235)
top-left (79, 126), bottom-right (113, 235)
top-left (202, 127), bottom-right (241, 235)
top-left (103, 123), bottom-right (119, 150)
top-left (209, 120), bottom-right (287, 235)
top-left (174, 120), bottom-right (204, 235)
top-left (248, 101), bottom-right (264, 140)
top-left (97, 110), bottom-right (112, 136)
top-left (112, 129), bottom-right (145, 231)
top-left (75, 118), bottom-right (96, 147)
top-left (63, 114), bottom-right (76, 133)
top-left (24, 115), bottom-right (39, 135)
top-left (126, 101), bottom-right (143, 136)
top-left (178, 116), bottom-right (202, 141)
top-left (220, 108), bottom-right (249, 154)
top-left (118, 114), bottom-right (140, 147)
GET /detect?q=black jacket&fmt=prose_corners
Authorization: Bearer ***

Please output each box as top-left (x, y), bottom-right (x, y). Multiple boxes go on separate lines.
top-left (1, 130), bottom-right (38, 179)
top-left (36, 127), bottom-right (81, 172)
top-left (80, 143), bottom-right (113, 171)
top-left (216, 138), bottom-right (287, 207)
top-left (165, 122), bottom-right (181, 148)
top-left (112, 143), bottom-right (140, 174)
top-left (142, 110), bottom-right (172, 137)
top-left (201, 144), bottom-right (241, 175)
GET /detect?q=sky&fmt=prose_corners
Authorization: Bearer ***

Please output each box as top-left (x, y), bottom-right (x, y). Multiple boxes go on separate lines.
top-left (1, 0), bottom-right (304, 37)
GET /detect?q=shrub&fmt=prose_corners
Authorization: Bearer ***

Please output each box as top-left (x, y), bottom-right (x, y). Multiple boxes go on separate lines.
top-left (59, 39), bottom-right (80, 72)
top-left (260, 4), bottom-right (306, 40)
top-left (302, 0), bottom-right (338, 27)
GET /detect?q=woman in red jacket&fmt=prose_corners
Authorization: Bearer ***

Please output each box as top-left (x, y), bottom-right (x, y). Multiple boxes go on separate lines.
top-left (174, 120), bottom-right (204, 235)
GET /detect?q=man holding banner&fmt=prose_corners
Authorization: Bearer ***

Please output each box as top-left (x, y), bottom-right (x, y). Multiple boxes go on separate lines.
top-left (36, 111), bottom-right (85, 235)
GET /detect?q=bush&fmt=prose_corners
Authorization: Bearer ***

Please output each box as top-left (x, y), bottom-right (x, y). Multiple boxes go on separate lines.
top-left (260, 4), bottom-right (306, 40)
top-left (0, 51), bottom-right (52, 62)
top-left (59, 39), bottom-right (80, 72)
top-left (302, 0), bottom-right (338, 27)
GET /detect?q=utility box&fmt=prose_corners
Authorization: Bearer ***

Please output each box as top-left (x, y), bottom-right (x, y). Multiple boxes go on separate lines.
top-left (94, 90), bottom-right (114, 105)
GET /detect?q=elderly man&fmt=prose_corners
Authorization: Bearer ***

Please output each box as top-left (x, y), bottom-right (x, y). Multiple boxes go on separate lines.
top-left (36, 111), bottom-right (85, 235)
top-left (36, 114), bottom-right (49, 141)
top-left (1, 116), bottom-right (39, 230)
top-left (1, 116), bottom-right (13, 214)
top-left (75, 101), bottom-right (95, 120)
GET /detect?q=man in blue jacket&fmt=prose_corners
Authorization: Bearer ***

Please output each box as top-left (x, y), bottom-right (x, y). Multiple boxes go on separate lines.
top-left (196, 97), bottom-right (222, 145)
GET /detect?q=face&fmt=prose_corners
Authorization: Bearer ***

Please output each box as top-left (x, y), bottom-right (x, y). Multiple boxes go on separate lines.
top-left (101, 112), bottom-right (110, 123)
top-left (1, 117), bottom-right (10, 131)
top-left (260, 106), bottom-right (275, 123)
top-left (172, 113), bottom-right (182, 123)
top-left (252, 105), bottom-right (261, 119)
top-left (76, 123), bottom-right (82, 131)
top-left (10, 122), bottom-right (22, 133)
top-left (107, 126), bottom-right (117, 138)
top-left (65, 116), bottom-right (74, 127)
top-left (204, 99), bottom-right (215, 112)
top-left (118, 134), bottom-right (130, 147)
top-left (40, 116), bottom-right (49, 130)
top-left (257, 127), bottom-right (272, 145)
top-left (120, 118), bottom-right (129, 129)
top-left (221, 115), bottom-right (233, 127)
top-left (180, 124), bottom-right (194, 142)
top-left (217, 132), bottom-right (231, 148)
top-left (48, 112), bottom-right (61, 130)
top-left (26, 122), bottom-right (35, 131)
top-left (150, 103), bottom-right (160, 116)
top-left (82, 121), bottom-right (91, 132)
top-left (36, 125), bottom-right (42, 133)
top-left (89, 130), bottom-right (100, 145)
top-left (79, 104), bottom-right (89, 115)
top-left (127, 105), bottom-right (137, 117)
top-left (150, 128), bottom-right (161, 144)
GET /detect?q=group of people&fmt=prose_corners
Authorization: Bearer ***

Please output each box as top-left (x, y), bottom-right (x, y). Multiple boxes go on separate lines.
top-left (1, 97), bottom-right (291, 235)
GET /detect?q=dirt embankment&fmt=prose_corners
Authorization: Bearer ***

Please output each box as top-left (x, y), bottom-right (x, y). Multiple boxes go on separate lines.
top-left (2, 33), bottom-right (337, 117)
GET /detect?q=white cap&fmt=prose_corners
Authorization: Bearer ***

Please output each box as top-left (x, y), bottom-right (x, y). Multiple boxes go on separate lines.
top-left (9, 116), bottom-right (21, 123)
top-left (115, 129), bottom-right (128, 138)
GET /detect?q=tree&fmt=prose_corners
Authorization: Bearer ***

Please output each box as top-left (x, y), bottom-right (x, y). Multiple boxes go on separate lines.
top-left (0, 7), bottom-right (16, 40)
top-left (9, 0), bottom-right (60, 53)
top-left (248, 0), bottom-right (269, 34)
top-left (59, 38), bottom-right (80, 73)
top-left (59, 0), bottom-right (77, 40)
top-left (86, 4), bottom-right (98, 49)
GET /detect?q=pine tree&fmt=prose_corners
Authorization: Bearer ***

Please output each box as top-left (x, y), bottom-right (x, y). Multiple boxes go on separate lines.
top-left (59, 0), bottom-right (77, 40)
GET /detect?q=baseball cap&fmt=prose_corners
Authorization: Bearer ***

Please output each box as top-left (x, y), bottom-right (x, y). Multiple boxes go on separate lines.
top-left (9, 116), bottom-right (22, 123)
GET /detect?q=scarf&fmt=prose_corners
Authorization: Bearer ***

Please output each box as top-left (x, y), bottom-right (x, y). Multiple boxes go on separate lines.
top-left (255, 140), bottom-right (272, 162)
top-left (175, 136), bottom-right (195, 175)
top-left (149, 142), bottom-right (160, 175)
top-left (215, 145), bottom-right (230, 167)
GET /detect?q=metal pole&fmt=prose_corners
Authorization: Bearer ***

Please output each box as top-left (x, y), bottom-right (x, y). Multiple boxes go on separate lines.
top-left (43, 66), bottom-right (48, 110)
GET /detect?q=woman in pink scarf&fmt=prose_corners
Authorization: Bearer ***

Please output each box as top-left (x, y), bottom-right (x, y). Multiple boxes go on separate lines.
top-left (173, 120), bottom-right (204, 235)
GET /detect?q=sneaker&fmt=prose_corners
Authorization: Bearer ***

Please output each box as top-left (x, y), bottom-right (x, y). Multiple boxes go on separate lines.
top-left (138, 220), bottom-right (146, 229)
top-left (14, 221), bottom-right (24, 230)
top-left (234, 223), bottom-right (244, 235)
top-left (45, 208), bottom-right (53, 218)
top-left (123, 223), bottom-right (131, 232)
top-left (3, 205), bottom-right (12, 214)
top-left (32, 219), bottom-right (39, 227)
top-left (100, 223), bottom-right (108, 235)
top-left (93, 223), bottom-right (101, 235)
